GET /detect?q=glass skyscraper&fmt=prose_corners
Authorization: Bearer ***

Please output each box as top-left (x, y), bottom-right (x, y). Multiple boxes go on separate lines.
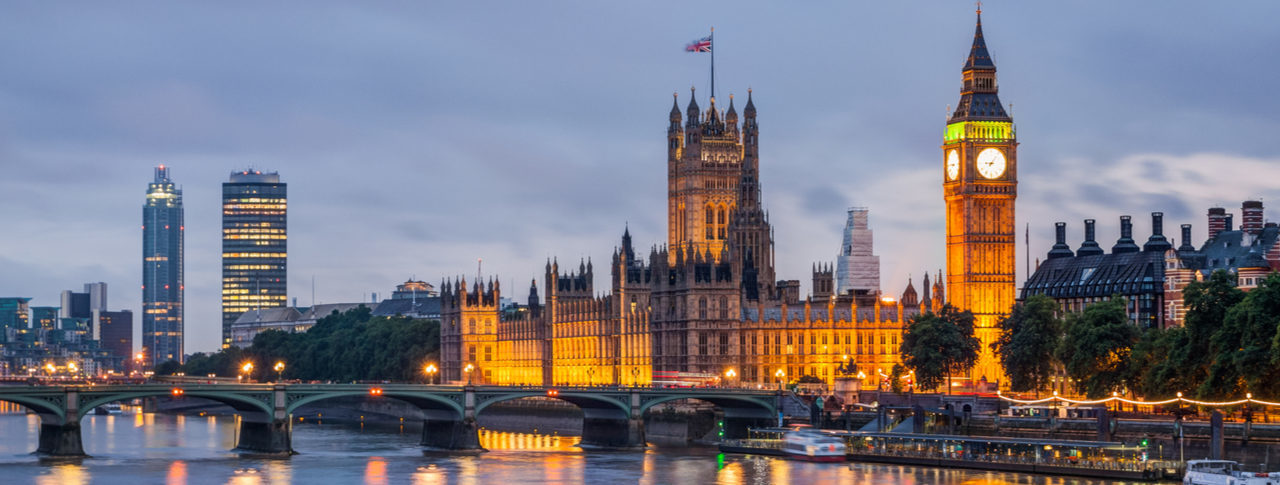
top-left (221, 170), bottom-right (287, 347)
top-left (142, 165), bottom-right (184, 365)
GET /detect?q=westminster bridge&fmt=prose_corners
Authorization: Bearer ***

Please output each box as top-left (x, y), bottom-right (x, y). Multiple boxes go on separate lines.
top-left (0, 384), bottom-right (780, 456)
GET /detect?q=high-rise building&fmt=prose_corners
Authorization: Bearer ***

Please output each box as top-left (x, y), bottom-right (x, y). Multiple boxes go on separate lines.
top-left (835, 208), bottom-right (880, 296)
top-left (98, 310), bottom-right (133, 365)
top-left (941, 9), bottom-right (1018, 383)
top-left (143, 165), bottom-right (184, 365)
top-left (221, 169), bottom-right (287, 348)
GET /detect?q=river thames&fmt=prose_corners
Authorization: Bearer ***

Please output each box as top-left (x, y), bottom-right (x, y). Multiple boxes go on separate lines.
top-left (0, 410), bottom-right (1168, 484)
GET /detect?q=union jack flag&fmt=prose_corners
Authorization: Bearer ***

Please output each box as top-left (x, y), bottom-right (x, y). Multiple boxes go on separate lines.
top-left (685, 36), bottom-right (712, 53)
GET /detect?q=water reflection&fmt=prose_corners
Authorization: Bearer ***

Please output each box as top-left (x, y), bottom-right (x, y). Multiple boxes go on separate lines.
top-left (0, 411), bottom-right (1163, 484)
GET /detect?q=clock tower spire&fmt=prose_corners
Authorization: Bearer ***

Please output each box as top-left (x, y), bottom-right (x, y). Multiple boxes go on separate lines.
top-left (942, 8), bottom-right (1017, 386)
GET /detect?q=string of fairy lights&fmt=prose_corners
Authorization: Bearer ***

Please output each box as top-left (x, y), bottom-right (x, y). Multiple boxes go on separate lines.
top-left (996, 390), bottom-right (1280, 408)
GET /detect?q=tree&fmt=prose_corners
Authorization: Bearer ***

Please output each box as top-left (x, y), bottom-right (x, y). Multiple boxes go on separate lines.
top-left (1214, 272), bottom-right (1280, 398)
top-left (1056, 296), bottom-right (1138, 398)
top-left (899, 305), bottom-right (980, 393)
top-left (153, 359), bottom-right (182, 376)
top-left (179, 307), bottom-right (440, 382)
top-left (1179, 270), bottom-right (1245, 399)
top-left (993, 294), bottom-right (1062, 394)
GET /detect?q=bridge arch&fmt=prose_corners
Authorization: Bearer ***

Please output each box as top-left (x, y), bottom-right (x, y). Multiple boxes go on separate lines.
top-left (285, 390), bottom-right (464, 418)
top-left (473, 391), bottom-right (629, 416)
top-left (637, 393), bottom-right (776, 416)
top-left (0, 394), bottom-right (66, 421)
top-left (77, 390), bottom-right (274, 421)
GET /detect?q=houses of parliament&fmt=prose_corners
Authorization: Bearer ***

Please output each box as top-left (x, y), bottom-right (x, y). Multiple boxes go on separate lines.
top-left (440, 11), bottom-right (1016, 389)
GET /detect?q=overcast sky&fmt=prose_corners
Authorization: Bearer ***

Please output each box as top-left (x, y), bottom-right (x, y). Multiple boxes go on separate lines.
top-left (1, 1), bottom-right (1277, 355)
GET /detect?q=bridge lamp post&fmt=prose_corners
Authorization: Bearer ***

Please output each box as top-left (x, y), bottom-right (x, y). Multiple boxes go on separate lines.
top-left (134, 353), bottom-right (144, 375)
top-left (273, 361), bottom-right (285, 383)
top-left (631, 367), bottom-right (640, 388)
top-left (67, 362), bottom-right (78, 377)
top-left (241, 362), bottom-right (254, 383)
top-left (775, 369), bottom-right (786, 391)
top-left (464, 363), bottom-right (475, 386)
top-left (587, 368), bottom-right (595, 387)
top-left (424, 363), bottom-right (438, 385)
top-left (725, 369), bottom-right (736, 388)
top-left (44, 362), bottom-right (56, 377)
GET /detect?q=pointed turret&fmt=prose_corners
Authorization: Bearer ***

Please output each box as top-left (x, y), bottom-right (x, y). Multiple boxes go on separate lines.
top-left (725, 93), bottom-right (738, 129)
top-left (743, 88), bottom-right (756, 118)
top-left (685, 87), bottom-right (700, 127)
top-left (964, 9), bottom-right (995, 70)
top-left (949, 9), bottom-right (1009, 122)
top-left (669, 92), bottom-right (681, 121)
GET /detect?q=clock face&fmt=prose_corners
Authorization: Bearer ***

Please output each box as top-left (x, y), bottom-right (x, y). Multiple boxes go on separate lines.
top-left (946, 150), bottom-right (960, 181)
top-left (976, 147), bottom-right (1007, 179)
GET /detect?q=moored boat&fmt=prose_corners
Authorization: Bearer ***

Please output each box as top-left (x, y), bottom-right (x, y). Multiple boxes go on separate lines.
top-left (1183, 459), bottom-right (1279, 485)
top-left (781, 427), bottom-right (846, 462)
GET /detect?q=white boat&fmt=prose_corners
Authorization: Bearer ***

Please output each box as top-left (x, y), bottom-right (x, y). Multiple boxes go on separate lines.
top-left (1184, 459), bottom-right (1279, 485)
top-left (781, 427), bottom-right (846, 462)
top-left (93, 403), bottom-right (124, 415)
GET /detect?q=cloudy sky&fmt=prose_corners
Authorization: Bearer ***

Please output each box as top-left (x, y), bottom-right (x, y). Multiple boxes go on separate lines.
top-left (1, 1), bottom-right (1277, 354)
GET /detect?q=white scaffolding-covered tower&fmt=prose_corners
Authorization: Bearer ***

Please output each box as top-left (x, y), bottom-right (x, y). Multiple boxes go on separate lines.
top-left (835, 207), bottom-right (880, 295)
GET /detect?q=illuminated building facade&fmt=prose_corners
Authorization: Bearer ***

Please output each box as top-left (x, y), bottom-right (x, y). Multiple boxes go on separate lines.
top-left (439, 89), bottom-right (936, 388)
top-left (143, 165), bottom-right (184, 364)
top-left (942, 10), bottom-right (1017, 383)
top-left (221, 170), bottom-right (287, 348)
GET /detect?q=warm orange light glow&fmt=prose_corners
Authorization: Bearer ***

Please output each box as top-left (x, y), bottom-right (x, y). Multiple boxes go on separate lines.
top-left (273, 361), bottom-right (285, 372)
top-left (241, 362), bottom-right (254, 373)
top-left (171, 388), bottom-right (184, 396)
top-left (369, 387), bottom-right (384, 396)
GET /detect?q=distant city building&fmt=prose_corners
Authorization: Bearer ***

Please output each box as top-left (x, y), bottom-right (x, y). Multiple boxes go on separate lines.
top-left (0, 295), bottom-right (119, 375)
top-left (372, 278), bottom-right (441, 320)
top-left (98, 310), bottom-right (133, 365)
top-left (221, 169), bottom-right (287, 348)
top-left (142, 165), bottom-right (184, 365)
top-left (834, 208), bottom-right (880, 296)
top-left (1024, 201), bottom-right (1280, 329)
top-left (229, 303), bottom-right (365, 348)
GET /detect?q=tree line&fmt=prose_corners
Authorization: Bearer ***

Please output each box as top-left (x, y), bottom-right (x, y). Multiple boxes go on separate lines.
top-left (899, 270), bottom-right (1280, 400)
top-left (156, 306), bottom-right (440, 382)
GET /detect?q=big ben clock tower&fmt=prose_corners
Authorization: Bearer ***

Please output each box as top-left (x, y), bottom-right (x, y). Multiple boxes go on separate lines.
top-left (942, 8), bottom-right (1016, 385)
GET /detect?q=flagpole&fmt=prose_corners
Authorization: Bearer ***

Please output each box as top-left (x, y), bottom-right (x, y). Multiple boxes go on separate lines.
top-left (710, 26), bottom-right (715, 100)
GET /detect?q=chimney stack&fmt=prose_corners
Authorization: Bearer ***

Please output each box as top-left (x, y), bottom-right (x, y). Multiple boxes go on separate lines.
top-left (1112, 215), bottom-right (1140, 254)
top-left (1208, 207), bottom-right (1227, 239)
top-left (1048, 222), bottom-right (1074, 259)
top-left (1226, 214), bottom-right (1234, 232)
top-left (1143, 212), bottom-right (1172, 252)
top-left (1178, 224), bottom-right (1196, 252)
top-left (1242, 200), bottom-right (1264, 236)
top-left (1078, 219), bottom-right (1104, 256)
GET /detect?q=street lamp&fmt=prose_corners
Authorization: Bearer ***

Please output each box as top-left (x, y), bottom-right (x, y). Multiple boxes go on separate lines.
top-left (44, 363), bottom-right (56, 376)
top-left (241, 362), bottom-right (254, 383)
top-left (775, 369), bottom-right (786, 391)
top-left (424, 363), bottom-right (438, 385)
top-left (134, 352), bottom-right (144, 375)
top-left (725, 369), bottom-right (737, 388)
top-left (631, 367), bottom-right (640, 387)
top-left (464, 363), bottom-right (475, 386)
top-left (587, 368), bottom-right (595, 387)
top-left (273, 361), bottom-right (285, 382)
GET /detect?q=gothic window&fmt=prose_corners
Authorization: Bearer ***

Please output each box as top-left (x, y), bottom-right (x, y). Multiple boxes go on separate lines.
top-left (698, 297), bottom-right (708, 319)
top-left (468, 345), bottom-right (476, 363)
top-left (698, 332), bottom-right (708, 355)
top-left (719, 296), bottom-right (729, 319)
top-left (484, 346), bottom-right (492, 362)
top-left (719, 333), bottom-right (729, 355)
top-left (468, 318), bottom-right (475, 333)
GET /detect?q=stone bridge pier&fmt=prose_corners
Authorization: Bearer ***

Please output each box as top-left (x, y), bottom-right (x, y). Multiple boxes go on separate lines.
top-left (35, 389), bottom-right (83, 456)
top-left (578, 392), bottom-right (644, 449)
top-left (419, 387), bottom-right (481, 451)
top-left (234, 386), bottom-right (292, 454)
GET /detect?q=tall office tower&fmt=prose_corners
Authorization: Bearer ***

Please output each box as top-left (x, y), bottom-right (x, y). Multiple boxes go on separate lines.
top-left (143, 165), bottom-right (184, 365)
top-left (221, 170), bottom-right (287, 348)
top-left (834, 208), bottom-right (881, 296)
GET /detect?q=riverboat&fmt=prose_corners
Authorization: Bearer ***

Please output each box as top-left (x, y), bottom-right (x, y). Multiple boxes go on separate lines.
top-left (93, 403), bottom-right (123, 415)
top-left (781, 427), bottom-right (846, 462)
top-left (1183, 459), bottom-right (1279, 485)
